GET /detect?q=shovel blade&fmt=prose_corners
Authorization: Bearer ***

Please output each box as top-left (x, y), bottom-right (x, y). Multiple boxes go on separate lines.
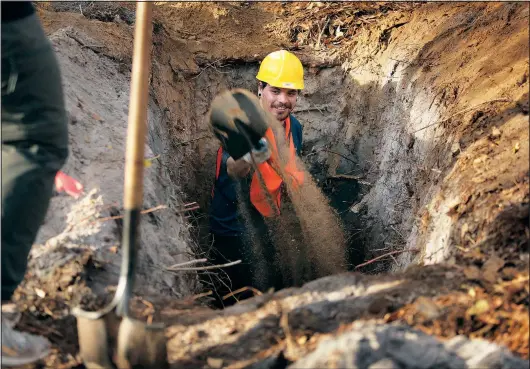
top-left (115, 317), bottom-right (168, 369)
top-left (76, 312), bottom-right (120, 369)
top-left (209, 89), bottom-right (271, 160)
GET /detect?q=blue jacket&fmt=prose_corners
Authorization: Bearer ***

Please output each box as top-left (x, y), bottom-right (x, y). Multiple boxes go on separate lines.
top-left (209, 114), bottom-right (303, 236)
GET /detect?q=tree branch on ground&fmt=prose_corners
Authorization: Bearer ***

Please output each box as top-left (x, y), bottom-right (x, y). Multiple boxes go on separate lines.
top-left (356, 249), bottom-right (419, 269)
top-left (165, 259), bottom-right (242, 272)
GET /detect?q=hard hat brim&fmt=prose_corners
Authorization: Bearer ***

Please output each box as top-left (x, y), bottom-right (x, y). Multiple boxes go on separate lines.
top-left (256, 77), bottom-right (304, 90)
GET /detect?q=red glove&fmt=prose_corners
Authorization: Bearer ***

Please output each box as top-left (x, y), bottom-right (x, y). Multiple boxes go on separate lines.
top-left (55, 171), bottom-right (84, 199)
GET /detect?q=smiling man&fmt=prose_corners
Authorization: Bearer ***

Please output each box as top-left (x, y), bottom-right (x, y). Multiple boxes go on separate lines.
top-left (208, 50), bottom-right (305, 306)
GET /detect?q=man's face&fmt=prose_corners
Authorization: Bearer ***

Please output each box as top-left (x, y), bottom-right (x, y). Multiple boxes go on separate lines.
top-left (259, 84), bottom-right (299, 122)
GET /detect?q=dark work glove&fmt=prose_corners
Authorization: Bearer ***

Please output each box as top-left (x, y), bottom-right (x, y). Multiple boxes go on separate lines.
top-left (209, 89), bottom-right (270, 160)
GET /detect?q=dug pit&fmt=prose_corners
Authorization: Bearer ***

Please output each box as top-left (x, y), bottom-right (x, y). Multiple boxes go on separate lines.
top-left (10, 2), bottom-right (529, 368)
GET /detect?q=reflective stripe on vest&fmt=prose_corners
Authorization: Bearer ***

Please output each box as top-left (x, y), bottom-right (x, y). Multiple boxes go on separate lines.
top-left (212, 146), bottom-right (223, 198)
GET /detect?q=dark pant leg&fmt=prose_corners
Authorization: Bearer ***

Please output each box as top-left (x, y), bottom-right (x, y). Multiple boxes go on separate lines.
top-left (206, 234), bottom-right (254, 308)
top-left (1, 14), bottom-right (68, 301)
top-left (248, 207), bottom-right (286, 292)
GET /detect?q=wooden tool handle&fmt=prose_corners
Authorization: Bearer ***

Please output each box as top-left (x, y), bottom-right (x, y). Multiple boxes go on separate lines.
top-left (124, 2), bottom-right (153, 210)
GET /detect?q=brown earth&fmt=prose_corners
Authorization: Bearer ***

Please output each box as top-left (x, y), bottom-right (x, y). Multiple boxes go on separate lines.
top-left (8, 2), bottom-right (529, 368)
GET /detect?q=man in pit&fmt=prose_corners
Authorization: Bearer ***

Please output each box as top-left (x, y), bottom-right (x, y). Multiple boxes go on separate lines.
top-left (208, 50), bottom-right (305, 307)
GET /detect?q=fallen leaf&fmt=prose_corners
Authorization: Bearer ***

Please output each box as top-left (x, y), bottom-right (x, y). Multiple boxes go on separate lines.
top-left (297, 335), bottom-right (308, 345)
top-left (466, 299), bottom-right (490, 316)
top-left (207, 358), bottom-right (223, 369)
top-left (501, 267), bottom-right (518, 279)
top-left (415, 296), bottom-right (441, 320)
top-left (468, 287), bottom-right (476, 298)
top-left (490, 126), bottom-right (501, 139)
top-left (460, 223), bottom-right (469, 239)
top-left (55, 171), bottom-right (84, 199)
top-left (335, 25), bottom-right (344, 38)
top-left (482, 255), bottom-right (504, 283)
top-left (35, 288), bottom-right (46, 298)
top-left (144, 155), bottom-right (160, 168)
top-left (464, 265), bottom-right (481, 280)
top-left (43, 305), bottom-right (54, 317)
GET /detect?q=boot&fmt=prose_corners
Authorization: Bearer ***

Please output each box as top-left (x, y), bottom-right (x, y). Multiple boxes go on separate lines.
top-left (1, 315), bottom-right (51, 367)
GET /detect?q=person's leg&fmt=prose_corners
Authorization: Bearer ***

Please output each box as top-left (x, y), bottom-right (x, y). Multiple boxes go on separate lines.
top-left (207, 234), bottom-right (254, 308)
top-left (246, 206), bottom-right (286, 292)
top-left (262, 220), bottom-right (287, 291)
top-left (277, 198), bottom-right (311, 286)
top-left (1, 12), bottom-right (68, 366)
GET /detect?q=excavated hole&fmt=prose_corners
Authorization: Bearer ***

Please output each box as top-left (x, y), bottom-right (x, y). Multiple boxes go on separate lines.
top-left (36, 1), bottom-right (529, 310)
top-left (155, 63), bottom-right (401, 292)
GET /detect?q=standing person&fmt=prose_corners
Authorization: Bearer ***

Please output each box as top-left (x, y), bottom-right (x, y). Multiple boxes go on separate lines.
top-left (2, 2), bottom-right (69, 365)
top-left (208, 50), bottom-right (305, 307)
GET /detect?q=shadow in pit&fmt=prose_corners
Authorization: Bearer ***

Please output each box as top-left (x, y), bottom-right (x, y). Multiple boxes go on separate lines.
top-left (318, 173), bottom-right (366, 269)
top-left (302, 75), bottom-right (408, 274)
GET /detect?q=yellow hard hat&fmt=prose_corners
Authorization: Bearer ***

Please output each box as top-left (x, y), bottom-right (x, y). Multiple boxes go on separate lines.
top-left (256, 50), bottom-right (304, 90)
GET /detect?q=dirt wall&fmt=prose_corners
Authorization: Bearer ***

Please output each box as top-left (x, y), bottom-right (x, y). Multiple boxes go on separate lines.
top-left (32, 27), bottom-right (196, 300)
top-left (313, 2), bottom-right (529, 271)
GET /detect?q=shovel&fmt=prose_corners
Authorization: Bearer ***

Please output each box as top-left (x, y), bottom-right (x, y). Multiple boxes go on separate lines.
top-left (209, 89), bottom-right (271, 160)
top-left (72, 3), bottom-right (168, 368)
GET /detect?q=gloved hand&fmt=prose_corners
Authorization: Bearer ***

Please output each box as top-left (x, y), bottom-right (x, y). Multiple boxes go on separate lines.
top-left (209, 89), bottom-right (270, 160)
top-left (241, 138), bottom-right (270, 164)
top-left (55, 171), bottom-right (84, 199)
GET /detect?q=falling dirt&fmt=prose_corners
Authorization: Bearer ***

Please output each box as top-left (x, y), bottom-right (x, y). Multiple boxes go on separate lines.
top-left (227, 131), bottom-right (347, 292)
top-left (6, 2), bottom-right (529, 368)
top-left (268, 117), bottom-right (347, 278)
top-left (226, 107), bottom-right (348, 291)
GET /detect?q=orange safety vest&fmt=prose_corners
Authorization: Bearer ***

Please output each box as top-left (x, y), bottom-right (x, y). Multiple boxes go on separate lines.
top-left (213, 116), bottom-right (304, 217)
